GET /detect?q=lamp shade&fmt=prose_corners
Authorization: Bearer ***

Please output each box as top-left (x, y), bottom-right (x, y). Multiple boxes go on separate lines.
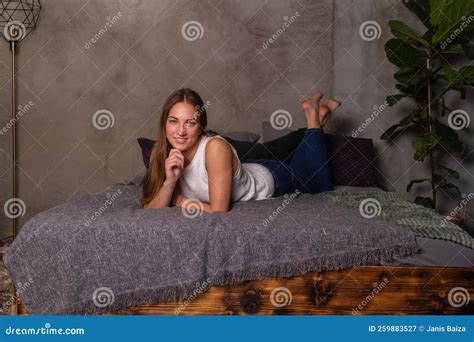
top-left (0, 0), bottom-right (41, 42)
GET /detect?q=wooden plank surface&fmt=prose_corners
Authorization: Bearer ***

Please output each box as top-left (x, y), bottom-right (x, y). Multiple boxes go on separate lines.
top-left (16, 266), bottom-right (473, 315)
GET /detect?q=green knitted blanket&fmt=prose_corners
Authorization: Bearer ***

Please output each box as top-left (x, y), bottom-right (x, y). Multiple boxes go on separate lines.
top-left (322, 191), bottom-right (474, 249)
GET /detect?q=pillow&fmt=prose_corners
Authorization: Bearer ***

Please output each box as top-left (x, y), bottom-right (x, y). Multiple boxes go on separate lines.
top-left (325, 134), bottom-right (378, 187)
top-left (137, 131), bottom-right (259, 168)
top-left (261, 122), bottom-right (378, 187)
top-left (137, 137), bottom-right (155, 168)
top-left (224, 129), bottom-right (306, 164)
top-left (138, 129), bottom-right (379, 187)
top-left (262, 121), bottom-right (293, 142)
top-left (220, 131), bottom-right (260, 143)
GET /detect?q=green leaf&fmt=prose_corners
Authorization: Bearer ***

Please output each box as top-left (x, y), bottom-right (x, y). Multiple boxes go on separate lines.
top-left (435, 97), bottom-right (446, 116)
top-left (403, 0), bottom-right (432, 30)
top-left (432, 173), bottom-right (461, 194)
top-left (380, 124), bottom-right (401, 141)
top-left (432, 120), bottom-right (465, 156)
top-left (429, 0), bottom-right (448, 26)
top-left (439, 43), bottom-right (467, 55)
top-left (385, 38), bottom-right (427, 68)
top-left (395, 83), bottom-right (429, 104)
top-left (406, 178), bottom-right (431, 192)
top-left (450, 86), bottom-right (467, 99)
top-left (395, 83), bottom-right (415, 93)
top-left (439, 66), bottom-right (467, 98)
top-left (443, 64), bottom-right (464, 86)
top-left (440, 164), bottom-right (460, 179)
top-left (414, 196), bottom-right (435, 208)
top-left (380, 109), bottom-right (423, 141)
top-left (386, 94), bottom-right (408, 106)
top-left (401, 109), bottom-right (425, 126)
top-left (412, 133), bottom-right (438, 161)
top-left (433, 173), bottom-right (448, 187)
top-left (431, 0), bottom-right (474, 43)
top-left (438, 182), bottom-right (461, 195)
top-left (389, 20), bottom-right (430, 46)
top-left (395, 67), bottom-right (424, 85)
top-left (459, 65), bottom-right (474, 84)
top-left (460, 36), bottom-right (474, 59)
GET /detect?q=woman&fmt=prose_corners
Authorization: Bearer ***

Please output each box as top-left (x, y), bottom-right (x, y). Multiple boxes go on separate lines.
top-left (142, 88), bottom-right (340, 212)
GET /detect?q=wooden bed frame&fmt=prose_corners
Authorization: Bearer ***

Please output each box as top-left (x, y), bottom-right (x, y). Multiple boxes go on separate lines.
top-left (12, 265), bottom-right (473, 315)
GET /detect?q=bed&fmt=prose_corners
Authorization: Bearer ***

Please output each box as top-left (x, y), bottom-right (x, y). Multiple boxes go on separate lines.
top-left (5, 180), bottom-right (473, 315)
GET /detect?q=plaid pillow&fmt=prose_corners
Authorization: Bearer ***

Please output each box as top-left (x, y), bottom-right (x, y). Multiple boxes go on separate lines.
top-left (325, 134), bottom-right (378, 187)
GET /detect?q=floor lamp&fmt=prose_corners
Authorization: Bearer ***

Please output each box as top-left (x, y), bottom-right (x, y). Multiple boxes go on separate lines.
top-left (0, 0), bottom-right (41, 239)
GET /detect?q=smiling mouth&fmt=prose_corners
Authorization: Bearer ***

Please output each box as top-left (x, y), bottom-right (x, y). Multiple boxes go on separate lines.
top-left (175, 137), bottom-right (188, 144)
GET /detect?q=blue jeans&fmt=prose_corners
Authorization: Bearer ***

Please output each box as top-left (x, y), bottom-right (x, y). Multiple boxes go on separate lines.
top-left (242, 128), bottom-right (333, 197)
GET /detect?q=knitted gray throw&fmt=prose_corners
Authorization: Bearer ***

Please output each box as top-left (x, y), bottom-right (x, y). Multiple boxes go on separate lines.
top-left (323, 191), bottom-right (473, 249)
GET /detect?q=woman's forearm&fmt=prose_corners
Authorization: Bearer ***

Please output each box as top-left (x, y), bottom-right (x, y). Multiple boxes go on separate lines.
top-left (144, 180), bottom-right (176, 208)
top-left (176, 196), bottom-right (226, 213)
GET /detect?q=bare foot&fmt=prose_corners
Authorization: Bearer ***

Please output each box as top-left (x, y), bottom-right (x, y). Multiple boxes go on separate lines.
top-left (301, 92), bottom-right (323, 128)
top-left (318, 97), bottom-right (341, 127)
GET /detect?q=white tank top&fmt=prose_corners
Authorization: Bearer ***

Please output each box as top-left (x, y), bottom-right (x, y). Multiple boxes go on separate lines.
top-left (178, 135), bottom-right (275, 203)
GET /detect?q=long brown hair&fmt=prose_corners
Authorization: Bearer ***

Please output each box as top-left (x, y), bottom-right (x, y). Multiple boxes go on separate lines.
top-left (141, 88), bottom-right (216, 206)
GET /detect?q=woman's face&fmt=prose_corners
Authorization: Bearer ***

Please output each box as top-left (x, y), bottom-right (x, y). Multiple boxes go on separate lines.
top-left (165, 102), bottom-right (202, 152)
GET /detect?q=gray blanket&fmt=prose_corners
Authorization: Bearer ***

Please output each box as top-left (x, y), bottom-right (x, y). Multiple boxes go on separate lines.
top-left (4, 184), bottom-right (417, 315)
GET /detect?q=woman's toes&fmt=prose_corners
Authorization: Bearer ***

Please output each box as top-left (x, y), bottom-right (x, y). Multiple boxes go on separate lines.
top-left (301, 99), bottom-right (316, 116)
top-left (322, 97), bottom-right (341, 112)
top-left (311, 91), bottom-right (323, 108)
top-left (300, 99), bottom-right (311, 112)
top-left (319, 104), bottom-right (330, 120)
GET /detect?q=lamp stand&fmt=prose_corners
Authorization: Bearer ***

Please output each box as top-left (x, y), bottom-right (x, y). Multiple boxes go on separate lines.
top-left (10, 40), bottom-right (17, 239)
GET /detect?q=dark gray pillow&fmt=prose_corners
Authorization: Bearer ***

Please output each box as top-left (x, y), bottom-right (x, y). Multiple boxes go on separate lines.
top-left (262, 121), bottom-right (293, 142)
top-left (220, 131), bottom-right (260, 143)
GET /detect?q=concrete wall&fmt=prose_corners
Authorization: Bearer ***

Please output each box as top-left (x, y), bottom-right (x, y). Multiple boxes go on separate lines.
top-left (0, 0), bottom-right (472, 238)
top-left (332, 0), bottom-right (474, 235)
top-left (0, 0), bottom-right (334, 238)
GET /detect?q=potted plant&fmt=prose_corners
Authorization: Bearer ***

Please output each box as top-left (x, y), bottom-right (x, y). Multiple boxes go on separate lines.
top-left (381, 0), bottom-right (474, 209)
